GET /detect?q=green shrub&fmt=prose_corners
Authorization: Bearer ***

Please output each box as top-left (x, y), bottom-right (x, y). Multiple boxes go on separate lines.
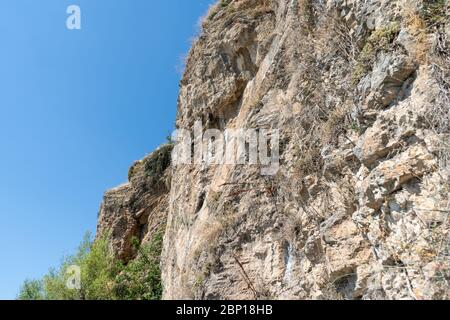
top-left (39, 233), bottom-right (119, 300)
top-left (113, 232), bottom-right (164, 300)
top-left (128, 162), bottom-right (138, 181)
top-left (17, 231), bottom-right (165, 300)
top-left (352, 23), bottom-right (400, 85)
top-left (221, 0), bottom-right (232, 8)
top-left (17, 280), bottom-right (45, 300)
top-left (144, 144), bottom-right (173, 183)
top-left (79, 233), bottom-right (121, 300)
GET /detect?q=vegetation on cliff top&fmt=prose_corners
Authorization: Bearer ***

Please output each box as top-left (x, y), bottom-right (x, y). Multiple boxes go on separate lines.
top-left (128, 144), bottom-right (173, 182)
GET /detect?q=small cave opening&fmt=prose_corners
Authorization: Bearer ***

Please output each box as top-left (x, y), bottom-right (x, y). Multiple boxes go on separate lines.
top-left (333, 273), bottom-right (359, 300)
top-left (195, 192), bottom-right (206, 213)
top-left (138, 223), bottom-right (148, 242)
top-left (233, 47), bottom-right (258, 78)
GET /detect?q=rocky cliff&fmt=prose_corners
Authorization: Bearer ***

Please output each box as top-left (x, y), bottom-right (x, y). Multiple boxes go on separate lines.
top-left (97, 0), bottom-right (449, 300)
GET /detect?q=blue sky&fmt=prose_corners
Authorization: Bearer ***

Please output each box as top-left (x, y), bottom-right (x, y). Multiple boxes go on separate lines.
top-left (0, 0), bottom-right (214, 299)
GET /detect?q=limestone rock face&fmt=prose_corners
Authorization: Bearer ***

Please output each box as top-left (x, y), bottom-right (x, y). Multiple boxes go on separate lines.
top-left (98, 0), bottom-right (449, 300)
top-left (97, 145), bottom-right (172, 262)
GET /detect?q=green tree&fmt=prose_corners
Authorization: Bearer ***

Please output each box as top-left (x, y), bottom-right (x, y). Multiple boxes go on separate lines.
top-left (79, 232), bottom-right (121, 300)
top-left (113, 232), bottom-right (164, 300)
top-left (17, 231), bottom-right (165, 300)
top-left (17, 279), bottom-right (45, 300)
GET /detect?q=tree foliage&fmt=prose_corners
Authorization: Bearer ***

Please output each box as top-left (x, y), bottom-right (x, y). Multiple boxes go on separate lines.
top-left (113, 232), bottom-right (164, 300)
top-left (17, 232), bottom-right (164, 300)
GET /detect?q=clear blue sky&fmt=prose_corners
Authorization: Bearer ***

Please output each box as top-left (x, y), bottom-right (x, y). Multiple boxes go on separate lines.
top-left (0, 0), bottom-right (214, 299)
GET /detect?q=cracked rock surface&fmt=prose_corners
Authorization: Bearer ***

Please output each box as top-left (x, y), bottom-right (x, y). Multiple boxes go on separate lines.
top-left (97, 0), bottom-right (449, 300)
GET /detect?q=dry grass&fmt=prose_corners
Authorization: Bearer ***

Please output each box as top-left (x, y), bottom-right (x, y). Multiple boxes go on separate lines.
top-left (294, 141), bottom-right (323, 178)
top-left (200, 0), bottom-right (273, 30)
top-left (428, 62), bottom-right (450, 167)
top-left (402, 2), bottom-right (432, 63)
top-left (298, 0), bottom-right (315, 29)
top-left (320, 103), bottom-right (352, 145)
top-left (401, 0), bottom-right (449, 176)
top-left (313, 13), bottom-right (360, 64)
top-left (420, 0), bottom-right (449, 28)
